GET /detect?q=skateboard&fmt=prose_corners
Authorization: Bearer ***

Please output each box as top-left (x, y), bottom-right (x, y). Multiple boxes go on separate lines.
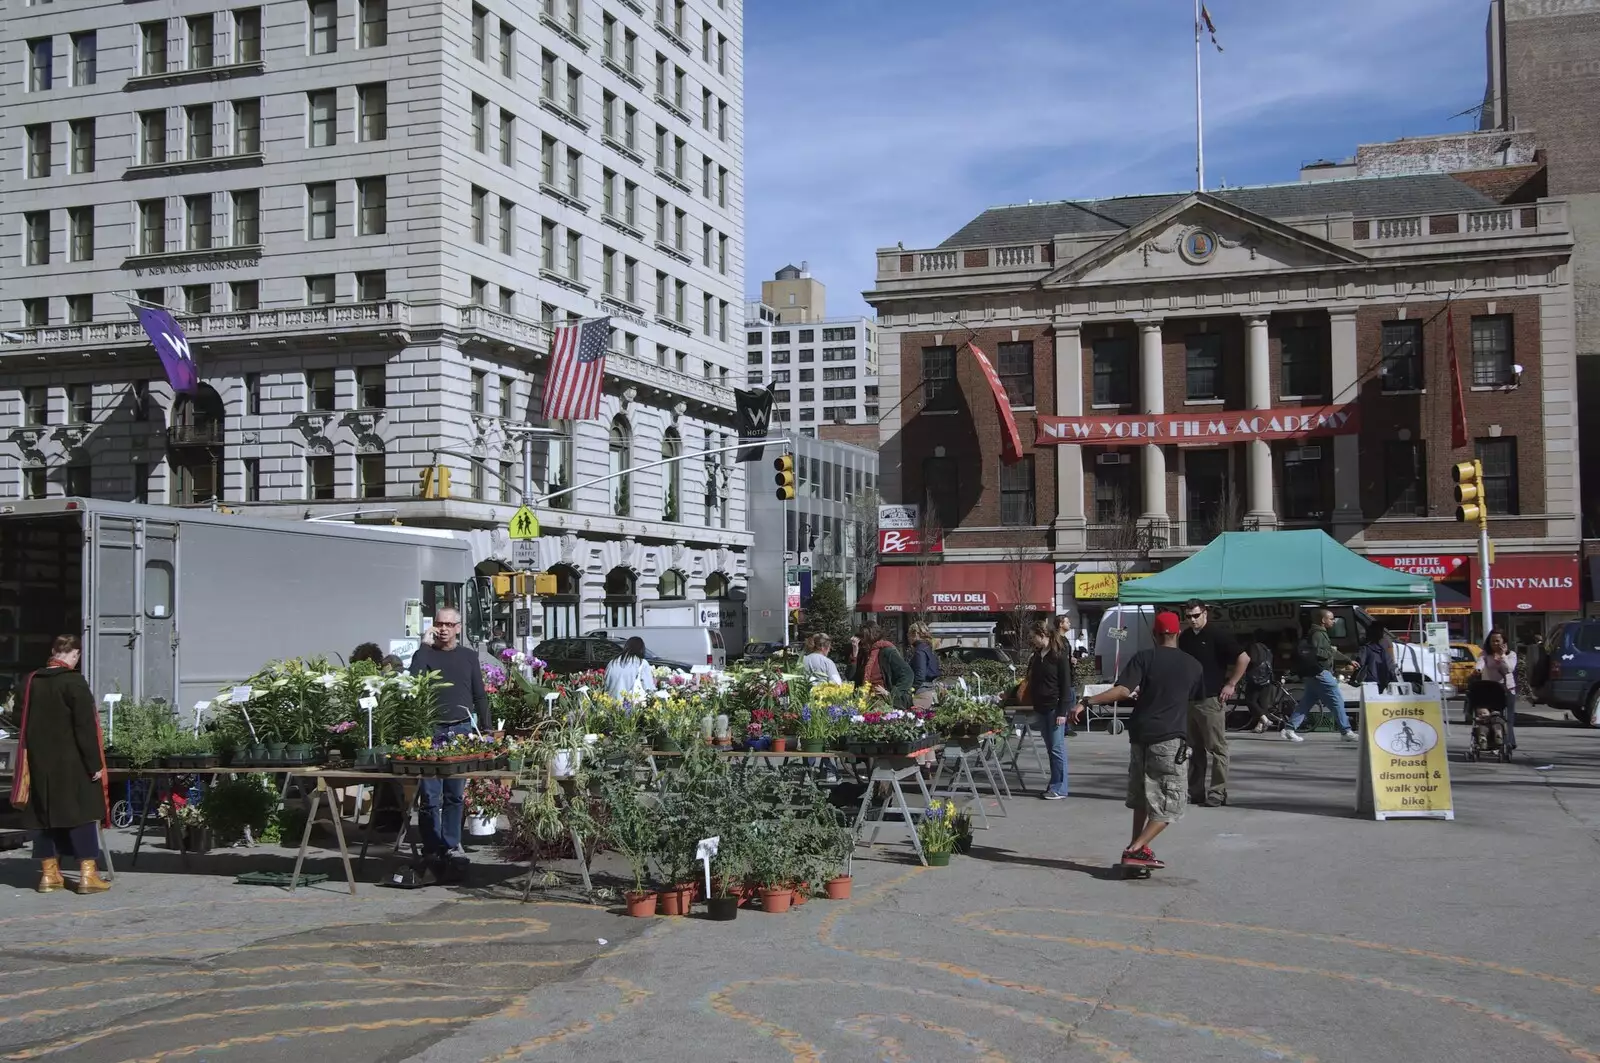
top-left (1117, 858), bottom-right (1157, 879)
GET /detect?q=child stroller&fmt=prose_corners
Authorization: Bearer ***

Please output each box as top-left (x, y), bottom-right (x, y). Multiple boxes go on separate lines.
top-left (1464, 679), bottom-right (1513, 763)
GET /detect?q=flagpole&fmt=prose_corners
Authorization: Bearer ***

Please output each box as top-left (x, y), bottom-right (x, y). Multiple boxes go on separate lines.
top-left (1194, 0), bottom-right (1206, 192)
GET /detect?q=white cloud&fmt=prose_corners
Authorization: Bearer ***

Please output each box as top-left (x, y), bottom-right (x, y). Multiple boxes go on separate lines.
top-left (744, 0), bottom-right (1485, 316)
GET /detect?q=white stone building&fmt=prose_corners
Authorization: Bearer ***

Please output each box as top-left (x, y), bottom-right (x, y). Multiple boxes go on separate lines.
top-left (0, 0), bottom-right (750, 645)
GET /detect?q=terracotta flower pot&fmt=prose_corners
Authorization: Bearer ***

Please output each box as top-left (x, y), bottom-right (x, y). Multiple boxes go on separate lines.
top-left (758, 887), bottom-right (793, 914)
top-left (771, 737), bottom-right (788, 753)
top-left (790, 882), bottom-right (809, 906)
top-left (824, 875), bottom-right (853, 900)
top-left (624, 890), bottom-right (658, 918)
top-left (657, 884), bottom-right (695, 916)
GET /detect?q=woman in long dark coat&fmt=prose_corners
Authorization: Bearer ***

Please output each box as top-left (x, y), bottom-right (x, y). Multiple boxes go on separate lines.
top-left (11, 635), bottom-right (110, 893)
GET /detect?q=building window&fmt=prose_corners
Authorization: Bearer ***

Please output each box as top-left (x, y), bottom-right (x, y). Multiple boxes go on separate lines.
top-left (470, 276), bottom-right (487, 304)
top-left (1471, 315), bottom-right (1513, 387)
top-left (498, 460), bottom-right (514, 503)
top-left (662, 428), bottom-right (682, 522)
top-left (308, 89), bottom-right (336, 146)
top-left (566, 148), bottom-right (581, 198)
top-left (66, 464), bottom-right (91, 497)
top-left (186, 104), bottom-right (213, 159)
top-left (608, 416), bottom-right (631, 515)
top-left (470, 369), bottom-right (486, 414)
top-left (922, 456), bottom-right (959, 530)
top-left (72, 31), bottom-right (96, 85)
top-left (997, 341), bottom-right (1035, 406)
top-left (359, 0), bottom-right (386, 47)
top-left (1090, 337), bottom-right (1134, 405)
top-left (235, 8), bottom-right (262, 63)
top-left (565, 67), bottom-right (581, 116)
top-left (1383, 439), bottom-right (1426, 517)
top-left (306, 182), bottom-right (336, 239)
top-left (233, 98), bottom-right (261, 153)
top-left (232, 280), bottom-right (259, 310)
top-left (1185, 333), bottom-right (1222, 400)
top-left (500, 109), bottom-right (516, 164)
top-left (1380, 321), bottom-right (1423, 392)
top-left (22, 467), bottom-right (47, 500)
top-left (358, 176), bottom-right (386, 235)
top-left (20, 211), bottom-right (48, 268)
top-left (499, 21), bottom-right (515, 76)
top-left (358, 82), bottom-right (387, 141)
top-left (541, 220), bottom-right (557, 269)
top-left (307, 456), bottom-right (335, 500)
top-left (242, 458), bottom-right (260, 501)
top-left (359, 453), bottom-right (386, 498)
top-left (69, 118), bottom-right (94, 173)
top-left (232, 189), bottom-right (260, 245)
top-left (1092, 456), bottom-right (1134, 523)
top-left (472, 186), bottom-right (487, 243)
top-left (139, 110), bottom-right (165, 166)
top-left (26, 124), bottom-right (51, 179)
top-left (188, 14), bottom-right (214, 69)
top-left (66, 294), bottom-right (93, 323)
top-left (184, 284), bottom-right (211, 314)
top-left (499, 287), bottom-right (514, 314)
top-left (500, 198), bottom-right (516, 254)
top-left (23, 387), bottom-right (48, 426)
top-left (185, 194), bottom-right (212, 250)
top-left (471, 94), bottom-right (487, 151)
top-left (998, 456), bottom-right (1035, 525)
top-left (498, 375), bottom-right (514, 419)
top-left (139, 24), bottom-right (166, 76)
top-left (307, 368), bottom-right (336, 410)
top-left (472, 4), bottom-right (487, 60)
top-left (624, 257), bottom-right (637, 302)
top-left (305, 274), bottom-right (335, 304)
top-left (139, 200), bottom-right (165, 255)
top-left (914, 346), bottom-right (956, 412)
top-left (68, 384), bottom-right (92, 423)
top-left (561, 230), bottom-right (579, 277)
top-left (308, 0), bottom-right (338, 54)
top-left (1279, 326), bottom-right (1324, 397)
top-left (356, 270), bottom-right (386, 301)
top-left (1475, 437), bottom-right (1519, 515)
top-left (1280, 450), bottom-right (1325, 522)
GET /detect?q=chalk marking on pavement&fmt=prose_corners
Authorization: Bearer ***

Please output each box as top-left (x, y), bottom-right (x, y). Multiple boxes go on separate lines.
top-left (478, 977), bottom-right (652, 1061)
top-left (707, 982), bottom-right (824, 1063)
top-left (814, 869), bottom-right (1313, 1063)
top-left (961, 907), bottom-right (1600, 997)
top-left (837, 1013), bottom-right (1012, 1063)
top-left (1, 913), bottom-right (552, 952)
top-left (959, 915), bottom-right (1600, 1063)
top-left (0, 895), bottom-right (408, 928)
top-left (2, 993), bottom-right (505, 1060)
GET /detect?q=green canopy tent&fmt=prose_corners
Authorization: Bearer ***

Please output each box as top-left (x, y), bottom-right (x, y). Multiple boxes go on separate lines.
top-left (1117, 530), bottom-right (1435, 605)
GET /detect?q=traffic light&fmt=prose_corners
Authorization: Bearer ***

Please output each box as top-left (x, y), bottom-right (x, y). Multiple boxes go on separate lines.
top-left (533, 572), bottom-right (558, 595)
top-left (773, 453), bottom-right (795, 500)
top-left (1452, 459), bottom-right (1487, 526)
top-left (492, 573), bottom-right (515, 597)
top-left (418, 464), bottom-right (452, 499)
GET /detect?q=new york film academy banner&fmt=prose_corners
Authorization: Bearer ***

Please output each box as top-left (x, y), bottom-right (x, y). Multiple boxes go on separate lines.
top-left (1034, 403), bottom-right (1360, 446)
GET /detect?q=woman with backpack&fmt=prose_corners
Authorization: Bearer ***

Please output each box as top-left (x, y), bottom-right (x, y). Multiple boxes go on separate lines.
top-left (1355, 622), bottom-right (1398, 692)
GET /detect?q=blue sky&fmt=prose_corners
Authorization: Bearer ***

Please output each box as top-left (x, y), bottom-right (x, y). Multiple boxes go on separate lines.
top-left (743, 0), bottom-right (1491, 317)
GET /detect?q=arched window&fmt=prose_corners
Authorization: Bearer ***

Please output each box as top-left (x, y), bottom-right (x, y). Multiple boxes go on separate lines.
top-left (168, 383), bottom-right (226, 505)
top-left (658, 569), bottom-right (687, 600)
top-left (609, 416), bottom-right (631, 516)
top-left (704, 572), bottom-right (730, 600)
top-left (661, 427), bottom-right (682, 522)
top-left (540, 563), bottom-right (582, 639)
top-left (604, 566), bottom-right (637, 626)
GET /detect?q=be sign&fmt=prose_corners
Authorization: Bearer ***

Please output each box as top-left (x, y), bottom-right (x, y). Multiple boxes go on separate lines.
top-left (878, 529), bottom-right (943, 555)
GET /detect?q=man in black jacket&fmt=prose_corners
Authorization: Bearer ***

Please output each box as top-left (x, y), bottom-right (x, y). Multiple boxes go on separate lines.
top-left (1177, 599), bottom-right (1247, 806)
top-left (1081, 611), bottom-right (1204, 868)
top-left (408, 607), bottom-right (489, 859)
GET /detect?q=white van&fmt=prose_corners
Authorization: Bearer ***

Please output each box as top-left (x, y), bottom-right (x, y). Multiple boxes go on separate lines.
top-left (588, 625), bottom-right (727, 672)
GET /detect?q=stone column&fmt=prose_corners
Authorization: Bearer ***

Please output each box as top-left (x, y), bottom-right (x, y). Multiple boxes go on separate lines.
top-left (1245, 314), bottom-right (1276, 528)
top-left (1329, 308), bottom-right (1363, 543)
top-left (1052, 321), bottom-right (1087, 553)
top-left (1138, 320), bottom-right (1168, 533)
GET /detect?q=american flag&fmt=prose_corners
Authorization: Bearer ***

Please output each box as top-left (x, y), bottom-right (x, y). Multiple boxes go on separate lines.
top-left (541, 317), bottom-right (612, 421)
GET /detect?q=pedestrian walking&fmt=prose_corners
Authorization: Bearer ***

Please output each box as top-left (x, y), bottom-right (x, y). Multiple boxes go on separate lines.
top-left (1024, 620), bottom-right (1075, 800)
top-left (1282, 608), bottom-right (1357, 743)
top-left (1177, 599), bottom-right (1247, 806)
top-left (604, 637), bottom-right (658, 697)
top-left (11, 635), bottom-right (111, 894)
top-left (1239, 629), bottom-right (1280, 732)
top-left (408, 607), bottom-right (490, 860)
top-left (1355, 622), bottom-right (1398, 692)
top-left (1080, 611), bottom-right (1203, 869)
top-left (1476, 628), bottom-right (1519, 753)
top-left (803, 633), bottom-right (842, 683)
top-left (907, 622), bottom-right (941, 710)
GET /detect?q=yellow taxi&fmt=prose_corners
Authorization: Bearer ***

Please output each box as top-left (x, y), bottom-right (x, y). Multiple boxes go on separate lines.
top-left (1449, 642), bottom-right (1482, 689)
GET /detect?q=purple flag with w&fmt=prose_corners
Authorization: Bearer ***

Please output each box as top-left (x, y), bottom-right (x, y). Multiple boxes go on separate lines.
top-left (134, 307), bottom-right (199, 394)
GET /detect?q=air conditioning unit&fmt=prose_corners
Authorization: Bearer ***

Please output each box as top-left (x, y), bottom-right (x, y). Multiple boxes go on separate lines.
top-left (1287, 446), bottom-right (1323, 462)
top-left (1096, 452), bottom-right (1131, 466)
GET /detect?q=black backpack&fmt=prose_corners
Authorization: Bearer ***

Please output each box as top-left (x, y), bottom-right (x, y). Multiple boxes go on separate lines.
top-left (1294, 636), bottom-right (1321, 678)
top-left (1244, 642), bottom-right (1274, 690)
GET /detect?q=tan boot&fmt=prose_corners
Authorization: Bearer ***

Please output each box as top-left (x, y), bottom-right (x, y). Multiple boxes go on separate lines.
top-left (36, 858), bottom-right (64, 893)
top-left (73, 859), bottom-right (110, 894)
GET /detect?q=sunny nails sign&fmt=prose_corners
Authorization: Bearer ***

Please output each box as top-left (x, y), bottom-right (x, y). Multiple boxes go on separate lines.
top-left (1470, 554), bottom-right (1580, 612)
top-left (1035, 404), bottom-right (1360, 446)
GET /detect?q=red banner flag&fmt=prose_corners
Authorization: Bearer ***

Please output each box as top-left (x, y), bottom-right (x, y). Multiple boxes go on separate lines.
top-left (1447, 306), bottom-right (1469, 450)
top-left (965, 342), bottom-right (1024, 465)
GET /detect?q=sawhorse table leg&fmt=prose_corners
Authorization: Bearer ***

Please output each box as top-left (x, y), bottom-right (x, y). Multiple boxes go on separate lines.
top-left (290, 777), bottom-right (356, 895)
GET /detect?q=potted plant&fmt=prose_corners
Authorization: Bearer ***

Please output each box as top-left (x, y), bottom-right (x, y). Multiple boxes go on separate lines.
top-left (917, 798), bottom-right (959, 866)
top-left (199, 774), bottom-right (278, 846)
top-left (464, 777), bottom-right (512, 836)
top-left (601, 777), bottom-right (660, 918)
top-left (159, 794), bottom-right (209, 853)
top-left (752, 825), bottom-right (796, 913)
top-left (707, 844), bottom-right (746, 921)
top-left (796, 705), bottom-right (835, 754)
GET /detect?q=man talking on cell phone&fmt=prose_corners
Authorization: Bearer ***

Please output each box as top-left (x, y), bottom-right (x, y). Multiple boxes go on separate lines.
top-left (408, 607), bottom-right (488, 862)
top-left (1081, 611), bottom-right (1204, 870)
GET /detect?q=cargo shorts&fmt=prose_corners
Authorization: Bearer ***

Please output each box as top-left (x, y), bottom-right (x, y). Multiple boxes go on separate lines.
top-left (1125, 737), bottom-right (1186, 823)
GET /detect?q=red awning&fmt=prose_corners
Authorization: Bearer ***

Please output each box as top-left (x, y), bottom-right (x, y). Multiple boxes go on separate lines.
top-left (857, 562), bottom-right (1056, 614)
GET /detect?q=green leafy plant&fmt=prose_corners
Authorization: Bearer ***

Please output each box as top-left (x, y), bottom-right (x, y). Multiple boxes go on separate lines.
top-left (917, 799), bottom-right (960, 855)
top-left (200, 775), bottom-right (280, 845)
top-left (108, 699), bottom-right (184, 767)
top-left (600, 776), bottom-right (660, 894)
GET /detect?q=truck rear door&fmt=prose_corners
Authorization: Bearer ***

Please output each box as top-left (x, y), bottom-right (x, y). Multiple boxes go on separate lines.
top-left (88, 512), bottom-right (179, 704)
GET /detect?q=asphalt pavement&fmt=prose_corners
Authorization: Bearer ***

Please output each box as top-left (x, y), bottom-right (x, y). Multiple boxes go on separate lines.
top-left (4, 712), bottom-right (1600, 1063)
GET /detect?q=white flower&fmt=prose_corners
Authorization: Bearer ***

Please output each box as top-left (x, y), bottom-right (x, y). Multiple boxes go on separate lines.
top-left (317, 673), bottom-right (339, 688)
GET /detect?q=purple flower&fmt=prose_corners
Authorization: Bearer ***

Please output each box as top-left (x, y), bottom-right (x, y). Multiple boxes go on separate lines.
top-left (500, 647), bottom-right (518, 661)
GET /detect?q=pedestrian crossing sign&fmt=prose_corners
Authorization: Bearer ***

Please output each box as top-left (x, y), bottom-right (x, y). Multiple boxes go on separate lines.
top-left (508, 506), bottom-right (540, 540)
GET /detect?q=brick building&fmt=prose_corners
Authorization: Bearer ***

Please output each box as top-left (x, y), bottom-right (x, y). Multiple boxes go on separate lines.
top-left (864, 173), bottom-right (1580, 647)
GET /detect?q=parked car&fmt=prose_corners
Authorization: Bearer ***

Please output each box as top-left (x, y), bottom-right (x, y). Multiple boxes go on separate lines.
top-left (1531, 620), bottom-right (1600, 723)
top-left (587, 626), bottom-right (726, 670)
top-left (739, 641), bottom-right (788, 664)
top-left (1448, 642), bottom-right (1482, 691)
top-left (531, 636), bottom-right (693, 676)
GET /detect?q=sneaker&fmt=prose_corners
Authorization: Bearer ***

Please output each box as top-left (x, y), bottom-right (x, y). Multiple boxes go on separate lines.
top-left (1280, 727), bottom-right (1305, 743)
top-left (1340, 730), bottom-right (1359, 743)
top-left (1122, 847), bottom-right (1165, 869)
top-left (1041, 791), bottom-right (1066, 800)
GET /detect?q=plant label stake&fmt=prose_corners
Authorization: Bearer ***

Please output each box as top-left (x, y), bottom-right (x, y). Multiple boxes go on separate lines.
top-left (696, 836), bottom-right (720, 901)
top-left (957, 677), bottom-right (969, 693)
top-left (360, 695), bottom-right (378, 748)
top-left (193, 700), bottom-right (210, 736)
top-left (229, 686), bottom-right (258, 742)
top-left (102, 692), bottom-right (122, 741)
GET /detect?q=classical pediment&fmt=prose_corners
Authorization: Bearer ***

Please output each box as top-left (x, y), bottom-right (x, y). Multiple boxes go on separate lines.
top-left (1043, 192), bottom-right (1366, 287)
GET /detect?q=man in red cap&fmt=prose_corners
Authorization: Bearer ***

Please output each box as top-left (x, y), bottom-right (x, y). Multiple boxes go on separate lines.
top-left (1081, 609), bottom-right (1205, 868)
